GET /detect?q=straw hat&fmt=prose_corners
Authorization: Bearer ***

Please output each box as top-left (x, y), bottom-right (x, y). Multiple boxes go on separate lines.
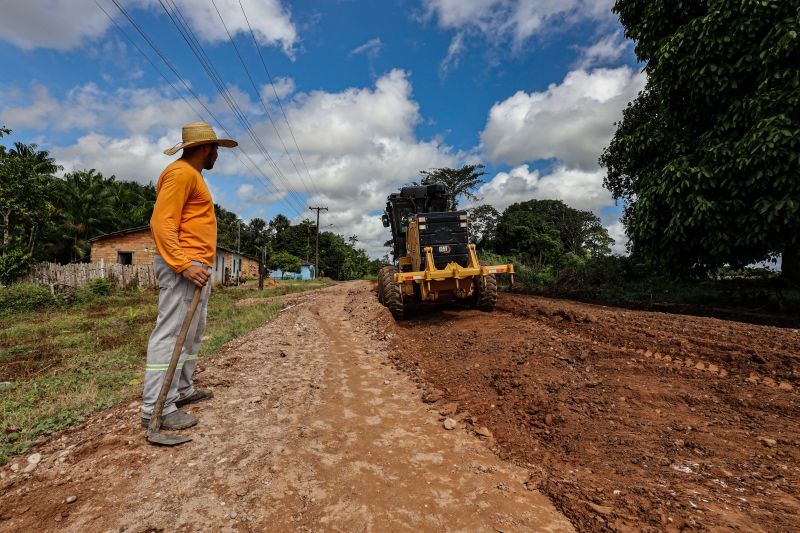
top-left (163, 121), bottom-right (238, 156)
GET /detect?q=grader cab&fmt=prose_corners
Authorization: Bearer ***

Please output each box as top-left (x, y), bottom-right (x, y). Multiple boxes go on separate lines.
top-left (377, 184), bottom-right (514, 319)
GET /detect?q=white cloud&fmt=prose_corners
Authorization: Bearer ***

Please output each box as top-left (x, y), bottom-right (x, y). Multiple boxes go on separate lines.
top-left (574, 31), bottom-right (631, 69)
top-left (440, 32), bottom-right (466, 75)
top-left (605, 220), bottom-right (628, 255)
top-left (51, 133), bottom-right (173, 185)
top-left (236, 183), bottom-right (287, 205)
top-left (349, 38), bottom-right (383, 57)
top-left (260, 78), bottom-right (296, 102)
top-left (0, 84), bottom-right (59, 130)
top-left (480, 66), bottom-right (646, 169)
top-left (474, 164), bottom-right (613, 214)
top-left (0, 0), bottom-right (297, 55)
top-left (0, 83), bottom-right (198, 135)
top-left (422, 0), bottom-right (615, 47)
top-left (0, 0), bottom-right (111, 50)
top-left (256, 69), bottom-right (421, 158)
top-left (172, 0), bottom-right (297, 57)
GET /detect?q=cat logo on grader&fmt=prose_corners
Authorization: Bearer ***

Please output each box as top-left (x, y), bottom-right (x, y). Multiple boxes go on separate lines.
top-left (377, 184), bottom-right (515, 319)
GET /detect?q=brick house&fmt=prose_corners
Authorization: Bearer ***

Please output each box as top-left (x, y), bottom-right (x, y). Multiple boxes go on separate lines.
top-left (89, 226), bottom-right (263, 285)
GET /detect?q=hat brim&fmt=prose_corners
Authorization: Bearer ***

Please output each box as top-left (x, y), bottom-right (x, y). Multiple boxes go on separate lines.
top-left (163, 138), bottom-right (238, 156)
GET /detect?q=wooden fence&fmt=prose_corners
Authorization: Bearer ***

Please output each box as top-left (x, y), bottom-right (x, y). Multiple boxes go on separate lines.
top-left (23, 260), bottom-right (158, 290)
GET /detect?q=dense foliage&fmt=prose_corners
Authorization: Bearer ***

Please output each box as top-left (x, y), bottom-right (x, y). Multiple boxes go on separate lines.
top-left (602, 0), bottom-right (800, 281)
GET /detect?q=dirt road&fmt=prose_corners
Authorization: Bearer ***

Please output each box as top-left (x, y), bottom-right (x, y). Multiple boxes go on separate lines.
top-left (0, 283), bottom-right (572, 532)
top-left (3, 282), bottom-right (798, 532)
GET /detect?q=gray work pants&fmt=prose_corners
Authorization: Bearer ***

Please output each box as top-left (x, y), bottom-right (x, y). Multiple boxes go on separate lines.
top-left (141, 255), bottom-right (211, 418)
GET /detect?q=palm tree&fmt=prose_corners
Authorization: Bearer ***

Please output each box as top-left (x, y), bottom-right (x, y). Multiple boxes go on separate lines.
top-left (0, 142), bottom-right (60, 255)
top-left (111, 179), bottom-right (155, 228)
top-left (418, 164), bottom-right (487, 211)
top-left (48, 170), bottom-right (116, 262)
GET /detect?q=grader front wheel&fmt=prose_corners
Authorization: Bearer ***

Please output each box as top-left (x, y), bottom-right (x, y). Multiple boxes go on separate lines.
top-left (381, 266), bottom-right (404, 320)
top-left (377, 266), bottom-right (394, 305)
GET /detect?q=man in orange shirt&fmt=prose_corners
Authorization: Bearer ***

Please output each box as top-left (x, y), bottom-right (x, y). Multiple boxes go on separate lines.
top-left (141, 121), bottom-right (237, 430)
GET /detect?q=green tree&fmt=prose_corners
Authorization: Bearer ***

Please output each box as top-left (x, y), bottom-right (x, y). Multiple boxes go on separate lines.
top-left (467, 204), bottom-right (500, 250)
top-left (493, 203), bottom-right (564, 267)
top-left (603, 0), bottom-right (800, 280)
top-left (0, 142), bottom-right (60, 257)
top-left (241, 217), bottom-right (269, 257)
top-left (418, 164), bottom-right (487, 211)
top-left (274, 219), bottom-right (315, 262)
top-left (45, 170), bottom-right (116, 262)
top-left (493, 200), bottom-right (613, 262)
top-left (268, 213), bottom-right (291, 236)
top-left (111, 180), bottom-right (156, 229)
top-left (214, 204), bottom-right (241, 251)
top-left (268, 251), bottom-right (301, 278)
top-left (522, 199), bottom-right (613, 258)
top-left (339, 235), bottom-right (372, 280)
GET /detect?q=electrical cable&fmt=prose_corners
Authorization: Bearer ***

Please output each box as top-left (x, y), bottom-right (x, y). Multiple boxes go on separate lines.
top-left (239, 0), bottom-right (320, 197)
top-left (103, 0), bottom-right (304, 218)
top-left (157, 0), bottom-right (308, 215)
top-left (211, 0), bottom-right (318, 198)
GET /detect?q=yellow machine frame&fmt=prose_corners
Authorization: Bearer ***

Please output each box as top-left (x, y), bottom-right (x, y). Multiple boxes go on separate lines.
top-left (393, 220), bottom-right (514, 302)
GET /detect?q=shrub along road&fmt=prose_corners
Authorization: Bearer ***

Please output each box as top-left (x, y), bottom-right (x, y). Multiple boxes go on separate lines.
top-left (1, 281), bottom-right (797, 531)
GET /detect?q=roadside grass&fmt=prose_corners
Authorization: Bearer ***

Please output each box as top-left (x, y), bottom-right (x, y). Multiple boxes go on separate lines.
top-left (0, 279), bottom-right (332, 465)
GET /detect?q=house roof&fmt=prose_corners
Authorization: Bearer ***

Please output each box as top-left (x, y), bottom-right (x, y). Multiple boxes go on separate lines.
top-left (90, 225), bottom-right (262, 264)
top-left (216, 245), bottom-right (262, 263)
top-left (88, 225), bottom-right (150, 242)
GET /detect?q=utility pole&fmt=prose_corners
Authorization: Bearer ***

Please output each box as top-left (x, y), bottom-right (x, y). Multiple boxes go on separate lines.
top-left (258, 245), bottom-right (265, 291)
top-left (308, 206), bottom-right (328, 279)
top-left (236, 221), bottom-right (241, 286)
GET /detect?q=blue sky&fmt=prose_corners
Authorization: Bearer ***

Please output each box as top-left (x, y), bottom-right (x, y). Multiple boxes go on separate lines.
top-left (0, 0), bottom-right (644, 256)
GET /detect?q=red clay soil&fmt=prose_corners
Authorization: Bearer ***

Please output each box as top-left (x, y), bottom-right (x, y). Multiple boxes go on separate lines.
top-left (383, 292), bottom-right (800, 531)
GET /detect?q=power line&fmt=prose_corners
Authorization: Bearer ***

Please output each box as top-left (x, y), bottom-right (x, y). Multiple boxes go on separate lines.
top-left (102, 0), bottom-right (303, 218)
top-left (99, 2), bottom-right (292, 212)
top-left (239, 0), bottom-right (321, 198)
top-left (210, 0), bottom-right (318, 198)
top-left (156, 0), bottom-right (308, 216)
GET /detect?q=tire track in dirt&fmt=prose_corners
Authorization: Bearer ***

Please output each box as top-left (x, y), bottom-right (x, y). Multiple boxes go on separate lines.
top-left (0, 282), bottom-right (572, 532)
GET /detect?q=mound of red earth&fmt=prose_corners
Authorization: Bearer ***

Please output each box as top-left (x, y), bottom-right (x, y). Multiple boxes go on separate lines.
top-left (383, 292), bottom-right (800, 531)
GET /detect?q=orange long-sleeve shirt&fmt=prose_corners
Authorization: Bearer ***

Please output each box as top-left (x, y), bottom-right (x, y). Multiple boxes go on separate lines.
top-left (150, 159), bottom-right (217, 273)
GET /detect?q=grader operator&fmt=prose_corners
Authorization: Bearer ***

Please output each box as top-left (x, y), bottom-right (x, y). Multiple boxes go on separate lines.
top-left (377, 183), bottom-right (514, 319)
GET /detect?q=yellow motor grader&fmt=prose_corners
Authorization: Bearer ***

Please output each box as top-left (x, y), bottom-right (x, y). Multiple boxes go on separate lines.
top-left (377, 184), bottom-right (514, 319)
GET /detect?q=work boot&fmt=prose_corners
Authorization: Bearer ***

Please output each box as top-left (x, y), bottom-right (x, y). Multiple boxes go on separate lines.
top-left (141, 409), bottom-right (198, 430)
top-left (176, 388), bottom-right (214, 408)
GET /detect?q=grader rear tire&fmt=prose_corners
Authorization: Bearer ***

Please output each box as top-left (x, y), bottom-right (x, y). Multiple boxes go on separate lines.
top-left (474, 274), bottom-right (497, 312)
top-left (382, 266), bottom-right (404, 320)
